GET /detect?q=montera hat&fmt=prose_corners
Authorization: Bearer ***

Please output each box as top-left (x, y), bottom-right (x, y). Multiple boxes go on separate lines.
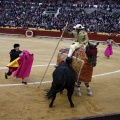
top-left (13, 44), bottom-right (20, 48)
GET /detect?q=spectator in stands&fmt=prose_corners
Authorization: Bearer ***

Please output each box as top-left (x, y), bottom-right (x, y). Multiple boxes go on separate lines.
top-left (0, 0), bottom-right (119, 34)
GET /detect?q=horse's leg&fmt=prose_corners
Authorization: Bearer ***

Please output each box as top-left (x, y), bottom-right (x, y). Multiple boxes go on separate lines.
top-left (67, 88), bottom-right (74, 108)
top-left (84, 83), bottom-right (93, 96)
top-left (76, 82), bottom-right (82, 97)
top-left (49, 93), bottom-right (56, 108)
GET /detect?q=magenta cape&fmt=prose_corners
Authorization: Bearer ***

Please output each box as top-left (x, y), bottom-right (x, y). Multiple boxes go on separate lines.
top-left (104, 42), bottom-right (113, 57)
top-left (13, 50), bottom-right (34, 78)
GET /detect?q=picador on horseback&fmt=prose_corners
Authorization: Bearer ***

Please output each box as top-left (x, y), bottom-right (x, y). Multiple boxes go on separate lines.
top-left (65, 24), bottom-right (89, 63)
top-left (55, 23), bottom-right (99, 97)
top-left (46, 23), bottom-right (99, 107)
top-left (54, 23), bottom-right (89, 67)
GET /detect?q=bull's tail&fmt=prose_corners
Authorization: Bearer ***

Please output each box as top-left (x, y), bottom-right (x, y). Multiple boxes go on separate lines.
top-left (46, 69), bottom-right (66, 99)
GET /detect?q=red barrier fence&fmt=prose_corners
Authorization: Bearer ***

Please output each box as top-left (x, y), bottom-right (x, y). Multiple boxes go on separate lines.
top-left (0, 28), bottom-right (120, 43)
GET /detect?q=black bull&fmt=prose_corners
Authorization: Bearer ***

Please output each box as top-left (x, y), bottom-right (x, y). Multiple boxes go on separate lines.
top-left (46, 61), bottom-right (75, 108)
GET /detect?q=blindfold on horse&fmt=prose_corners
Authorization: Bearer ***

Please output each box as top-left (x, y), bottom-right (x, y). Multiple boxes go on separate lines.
top-left (86, 42), bottom-right (99, 67)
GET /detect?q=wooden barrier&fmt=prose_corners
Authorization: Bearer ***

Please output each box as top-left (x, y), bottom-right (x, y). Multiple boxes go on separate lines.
top-left (0, 28), bottom-right (120, 43)
top-left (0, 28), bottom-right (26, 35)
top-left (66, 112), bottom-right (120, 120)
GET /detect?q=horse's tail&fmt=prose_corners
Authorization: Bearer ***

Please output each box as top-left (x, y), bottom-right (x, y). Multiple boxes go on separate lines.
top-left (46, 69), bottom-right (66, 99)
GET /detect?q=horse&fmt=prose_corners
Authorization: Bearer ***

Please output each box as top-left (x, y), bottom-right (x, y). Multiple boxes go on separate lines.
top-left (75, 42), bottom-right (99, 96)
top-left (56, 42), bottom-right (99, 96)
top-left (46, 61), bottom-right (75, 108)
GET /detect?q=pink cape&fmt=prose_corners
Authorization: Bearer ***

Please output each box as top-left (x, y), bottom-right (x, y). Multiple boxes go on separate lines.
top-left (13, 50), bottom-right (34, 78)
top-left (104, 42), bottom-right (113, 57)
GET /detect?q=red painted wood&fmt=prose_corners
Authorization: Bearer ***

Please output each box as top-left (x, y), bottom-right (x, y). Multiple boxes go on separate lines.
top-left (0, 28), bottom-right (120, 43)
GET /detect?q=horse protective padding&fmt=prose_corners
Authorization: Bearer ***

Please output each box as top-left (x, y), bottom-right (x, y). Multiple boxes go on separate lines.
top-left (57, 48), bottom-right (93, 82)
top-left (57, 52), bottom-right (84, 81)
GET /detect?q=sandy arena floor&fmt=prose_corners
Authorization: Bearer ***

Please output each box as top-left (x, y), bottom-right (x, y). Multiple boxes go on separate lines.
top-left (0, 35), bottom-right (120, 120)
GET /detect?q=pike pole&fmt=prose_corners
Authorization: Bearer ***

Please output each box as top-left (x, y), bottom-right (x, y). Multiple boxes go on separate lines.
top-left (38, 22), bottom-right (68, 88)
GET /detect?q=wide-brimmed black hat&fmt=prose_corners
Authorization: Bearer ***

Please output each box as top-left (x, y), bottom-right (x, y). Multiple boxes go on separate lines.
top-left (13, 44), bottom-right (20, 48)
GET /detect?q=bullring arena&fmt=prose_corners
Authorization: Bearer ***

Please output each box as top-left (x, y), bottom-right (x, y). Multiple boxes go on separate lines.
top-left (0, 34), bottom-right (120, 120)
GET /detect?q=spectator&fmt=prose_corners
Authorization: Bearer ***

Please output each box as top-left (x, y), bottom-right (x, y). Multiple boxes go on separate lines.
top-left (0, 0), bottom-right (119, 33)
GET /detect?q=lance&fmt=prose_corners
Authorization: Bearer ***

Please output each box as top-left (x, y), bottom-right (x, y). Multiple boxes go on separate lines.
top-left (38, 22), bottom-right (68, 88)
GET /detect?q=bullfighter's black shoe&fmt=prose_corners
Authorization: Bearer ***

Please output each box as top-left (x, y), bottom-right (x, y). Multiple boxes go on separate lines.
top-left (22, 82), bottom-right (27, 85)
top-left (5, 73), bottom-right (8, 79)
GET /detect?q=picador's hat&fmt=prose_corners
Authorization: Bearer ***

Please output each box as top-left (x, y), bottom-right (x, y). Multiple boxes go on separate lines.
top-left (73, 24), bottom-right (85, 30)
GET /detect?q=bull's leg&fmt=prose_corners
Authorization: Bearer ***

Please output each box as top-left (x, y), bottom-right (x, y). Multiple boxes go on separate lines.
top-left (67, 88), bottom-right (74, 107)
top-left (85, 83), bottom-right (92, 96)
top-left (49, 93), bottom-right (56, 108)
top-left (76, 82), bottom-right (82, 97)
top-left (60, 89), bottom-right (64, 94)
